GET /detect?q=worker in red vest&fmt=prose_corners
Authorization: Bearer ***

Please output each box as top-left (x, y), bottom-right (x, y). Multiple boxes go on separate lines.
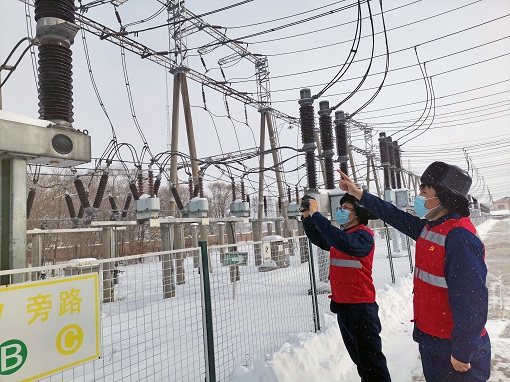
top-left (338, 162), bottom-right (491, 381)
top-left (301, 193), bottom-right (391, 382)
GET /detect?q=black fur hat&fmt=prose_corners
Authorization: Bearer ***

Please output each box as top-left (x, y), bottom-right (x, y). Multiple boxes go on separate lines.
top-left (339, 193), bottom-right (378, 225)
top-left (421, 162), bottom-right (472, 199)
top-left (434, 185), bottom-right (471, 217)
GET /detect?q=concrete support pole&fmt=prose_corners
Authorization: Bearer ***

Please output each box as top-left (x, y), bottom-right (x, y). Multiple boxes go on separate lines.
top-left (174, 224), bottom-right (185, 284)
top-left (267, 221), bottom-right (273, 236)
top-left (274, 220), bottom-right (282, 237)
top-left (30, 234), bottom-right (42, 281)
top-left (257, 112), bottom-right (266, 240)
top-left (297, 220), bottom-right (308, 263)
top-left (102, 227), bottom-right (115, 303)
top-left (226, 222), bottom-right (239, 282)
top-left (0, 158), bottom-right (28, 285)
top-left (252, 220), bottom-right (262, 266)
top-left (265, 112), bottom-right (292, 239)
top-left (218, 222), bottom-right (226, 265)
top-left (180, 73), bottom-right (200, 185)
top-left (169, 73), bottom-right (181, 216)
top-left (191, 223), bottom-right (199, 268)
top-left (161, 223), bottom-right (176, 298)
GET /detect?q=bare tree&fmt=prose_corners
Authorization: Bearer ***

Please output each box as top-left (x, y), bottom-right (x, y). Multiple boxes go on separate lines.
top-left (207, 182), bottom-right (232, 218)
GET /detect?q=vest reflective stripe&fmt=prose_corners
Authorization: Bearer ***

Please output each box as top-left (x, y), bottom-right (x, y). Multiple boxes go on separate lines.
top-left (414, 267), bottom-right (448, 289)
top-left (419, 227), bottom-right (446, 246)
top-left (331, 258), bottom-right (362, 268)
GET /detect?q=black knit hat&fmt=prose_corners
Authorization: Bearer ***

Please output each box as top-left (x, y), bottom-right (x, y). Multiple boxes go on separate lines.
top-left (420, 162), bottom-right (472, 199)
top-left (340, 193), bottom-right (377, 225)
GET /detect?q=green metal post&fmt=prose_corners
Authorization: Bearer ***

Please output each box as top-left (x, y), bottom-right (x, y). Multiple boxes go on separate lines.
top-left (307, 239), bottom-right (321, 332)
top-left (199, 240), bottom-right (216, 382)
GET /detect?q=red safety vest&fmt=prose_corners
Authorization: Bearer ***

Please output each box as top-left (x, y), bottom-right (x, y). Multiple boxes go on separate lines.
top-left (329, 225), bottom-right (376, 304)
top-left (414, 217), bottom-right (486, 338)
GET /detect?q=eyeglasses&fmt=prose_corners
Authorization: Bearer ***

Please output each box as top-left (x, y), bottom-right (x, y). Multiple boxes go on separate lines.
top-left (337, 206), bottom-right (355, 212)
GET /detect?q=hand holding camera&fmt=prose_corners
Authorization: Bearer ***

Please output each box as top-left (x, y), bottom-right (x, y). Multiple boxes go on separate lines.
top-left (300, 195), bottom-right (317, 218)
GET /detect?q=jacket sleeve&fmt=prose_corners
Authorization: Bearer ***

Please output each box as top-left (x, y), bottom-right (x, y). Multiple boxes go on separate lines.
top-left (306, 212), bottom-right (373, 258)
top-left (445, 227), bottom-right (488, 363)
top-left (360, 191), bottom-right (426, 241)
top-left (302, 215), bottom-right (330, 251)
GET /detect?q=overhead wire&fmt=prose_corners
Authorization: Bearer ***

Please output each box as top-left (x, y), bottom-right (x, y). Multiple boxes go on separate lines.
top-left (348, 0), bottom-right (390, 118)
top-left (313, 0), bottom-right (363, 100)
top-left (330, 0), bottom-right (375, 110)
top-left (245, 0), bottom-right (482, 45)
top-left (0, 37), bottom-right (34, 88)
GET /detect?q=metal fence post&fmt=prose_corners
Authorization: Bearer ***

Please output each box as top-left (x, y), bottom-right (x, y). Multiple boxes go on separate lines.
top-left (297, 220), bottom-right (308, 263)
top-left (199, 240), bottom-right (216, 382)
top-left (161, 223), bottom-right (176, 298)
top-left (406, 235), bottom-right (414, 272)
top-left (102, 227), bottom-right (114, 303)
top-left (307, 239), bottom-right (321, 332)
top-left (191, 223), bottom-right (199, 268)
top-left (226, 222), bottom-right (239, 282)
top-left (252, 220), bottom-right (262, 266)
top-left (31, 233), bottom-right (42, 280)
top-left (174, 224), bottom-right (185, 285)
top-left (384, 223), bottom-right (396, 283)
top-left (218, 222), bottom-right (226, 265)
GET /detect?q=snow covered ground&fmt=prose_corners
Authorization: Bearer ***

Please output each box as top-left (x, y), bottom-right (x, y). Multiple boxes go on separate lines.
top-left (230, 218), bottom-right (510, 382)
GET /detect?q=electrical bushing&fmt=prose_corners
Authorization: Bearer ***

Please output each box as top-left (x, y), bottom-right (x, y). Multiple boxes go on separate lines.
top-left (334, 110), bottom-right (349, 175)
top-left (393, 141), bottom-right (402, 188)
top-left (319, 100), bottom-right (335, 189)
top-left (379, 132), bottom-right (391, 190)
top-left (35, 0), bottom-right (79, 127)
top-left (299, 88), bottom-right (317, 191)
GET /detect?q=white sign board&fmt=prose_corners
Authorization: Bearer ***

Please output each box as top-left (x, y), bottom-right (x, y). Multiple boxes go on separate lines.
top-left (262, 242), bottom-right (272, 262)
top-left (0, 274), bottom-right (100, 381)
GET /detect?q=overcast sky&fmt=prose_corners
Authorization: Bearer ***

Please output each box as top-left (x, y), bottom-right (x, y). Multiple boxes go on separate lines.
top-left (1, 0), bottom-right (509, 203)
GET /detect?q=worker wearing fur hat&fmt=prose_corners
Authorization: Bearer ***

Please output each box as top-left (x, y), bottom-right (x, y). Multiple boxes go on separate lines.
top-left (338, 162), bottom-right (490, 382)
top-left (301, 194), bottom-right (391, 382)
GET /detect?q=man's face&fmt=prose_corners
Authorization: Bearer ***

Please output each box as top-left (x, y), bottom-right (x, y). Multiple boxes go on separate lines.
top-left (419, 185), bottom-right (440, 210)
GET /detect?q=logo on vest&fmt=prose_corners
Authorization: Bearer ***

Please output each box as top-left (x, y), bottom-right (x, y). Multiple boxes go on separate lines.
top-left (429, 245), bottom-right (434, 251)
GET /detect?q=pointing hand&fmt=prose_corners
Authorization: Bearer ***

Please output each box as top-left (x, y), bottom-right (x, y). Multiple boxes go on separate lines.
top-left (337, 169), bottom-right (363, 200)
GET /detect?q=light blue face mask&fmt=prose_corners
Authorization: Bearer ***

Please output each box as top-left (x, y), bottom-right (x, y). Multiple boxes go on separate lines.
top-left (413, 195), bottom-right (439, 218)
top-left (413, 196), bottom-right (429, 218)
top-left (335, 208), bottom-right (352, 225)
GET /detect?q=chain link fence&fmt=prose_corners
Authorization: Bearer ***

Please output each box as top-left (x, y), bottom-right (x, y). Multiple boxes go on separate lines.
top-left (3, 218), bottom-right (474, 381)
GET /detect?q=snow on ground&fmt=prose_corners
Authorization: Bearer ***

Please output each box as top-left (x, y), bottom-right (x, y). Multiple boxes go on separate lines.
top-left (230, 218), bottom-right (510, 382)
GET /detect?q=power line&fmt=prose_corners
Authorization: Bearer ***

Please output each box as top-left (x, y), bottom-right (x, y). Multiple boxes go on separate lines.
top-left (246, 0), bottom-right (482, 45)
top-left (271, 51), bottom-right (510, 103)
